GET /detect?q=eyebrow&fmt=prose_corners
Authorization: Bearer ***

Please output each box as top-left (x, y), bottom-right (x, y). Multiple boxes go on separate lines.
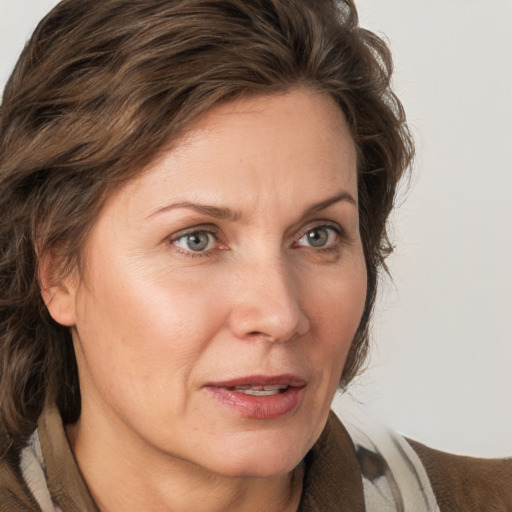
top-left (148, 201), bottom-right (242, 221)
top-left (302, 191), bottom-right (357, 217)
top-left (147, 190), bottom-right (356, 221)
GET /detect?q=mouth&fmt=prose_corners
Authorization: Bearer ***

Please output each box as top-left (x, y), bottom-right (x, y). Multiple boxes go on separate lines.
top-left (204, 375), bottom-right (307, 419)
top-left (227, 384), bottom-right (290, 396)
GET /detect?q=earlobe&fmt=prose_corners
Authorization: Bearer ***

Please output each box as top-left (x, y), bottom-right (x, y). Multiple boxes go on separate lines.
top-left (39, 254), bottom-right (78, 327)
top-left (41, 284), bottom-right (77, 327)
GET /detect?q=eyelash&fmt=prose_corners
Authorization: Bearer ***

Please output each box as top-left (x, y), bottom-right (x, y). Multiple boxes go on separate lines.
top-left (294, 223), bottom-right (344, 251)
top-left (168, 222), bottom-right (345, 259)
top-left (169, 225), bottom-right (221, 259)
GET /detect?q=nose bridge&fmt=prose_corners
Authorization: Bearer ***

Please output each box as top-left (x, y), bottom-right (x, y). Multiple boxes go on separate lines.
top-left (229, 249), bottom-right (310, 342)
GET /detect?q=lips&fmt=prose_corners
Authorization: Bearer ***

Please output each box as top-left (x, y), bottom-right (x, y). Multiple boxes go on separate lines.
top-left (204, 374), bottom-right (307, 419)
top-left (207, 374), bottom-right (306, 389)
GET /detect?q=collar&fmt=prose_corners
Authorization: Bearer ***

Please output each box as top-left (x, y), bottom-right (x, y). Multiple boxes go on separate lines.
top-left (37, 406), bottom-right (99, 512)
top-left (299, 411), bottom-right (366, 511)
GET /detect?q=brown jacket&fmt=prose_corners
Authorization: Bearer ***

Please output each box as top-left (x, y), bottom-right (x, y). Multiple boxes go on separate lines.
top-left (1, 408), bottom-right (511, 511)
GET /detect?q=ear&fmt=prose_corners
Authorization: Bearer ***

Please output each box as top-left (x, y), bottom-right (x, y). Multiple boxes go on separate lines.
top-left (39, 252), bottom-right (78, 327)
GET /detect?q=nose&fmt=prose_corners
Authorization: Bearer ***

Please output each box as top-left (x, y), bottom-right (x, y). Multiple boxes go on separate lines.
top-left (227, 257), bottom-right (310, 343)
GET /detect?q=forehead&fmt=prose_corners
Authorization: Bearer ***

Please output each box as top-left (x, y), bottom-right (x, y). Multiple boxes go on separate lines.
top-left (99, 90), bottom-right (358, 221)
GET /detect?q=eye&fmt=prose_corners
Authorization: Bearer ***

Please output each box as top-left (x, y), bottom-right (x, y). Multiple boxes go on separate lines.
top-left (297, 225), bottom-right (339, 248)
top-left (172, 230), bottom-right (217, 253)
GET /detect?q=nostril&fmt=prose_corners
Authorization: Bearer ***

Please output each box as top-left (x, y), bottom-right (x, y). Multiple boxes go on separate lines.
top-left (247, 331), bottom-right (276, 341)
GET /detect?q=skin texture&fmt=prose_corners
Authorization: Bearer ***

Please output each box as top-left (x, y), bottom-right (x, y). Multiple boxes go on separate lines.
top-left (42, 90), bottom-right (367, 512)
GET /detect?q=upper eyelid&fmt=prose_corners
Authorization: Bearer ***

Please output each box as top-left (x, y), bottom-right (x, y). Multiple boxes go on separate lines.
top-left (169, 224), bottom-right (220, 241)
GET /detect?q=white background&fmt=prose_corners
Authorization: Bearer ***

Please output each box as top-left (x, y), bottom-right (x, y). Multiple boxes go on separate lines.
top-left (1, 0), bottom-right (511, 457)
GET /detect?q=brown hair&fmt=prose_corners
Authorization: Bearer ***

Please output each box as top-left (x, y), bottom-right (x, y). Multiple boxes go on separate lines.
top-left (0, 0), bottom-right (413, 457)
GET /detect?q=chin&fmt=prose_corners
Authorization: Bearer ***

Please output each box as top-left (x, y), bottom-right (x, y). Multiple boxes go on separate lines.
top-left (198, 434), bottom-right (309, 480)
top-left (213, 455), bottom-right (301, 480)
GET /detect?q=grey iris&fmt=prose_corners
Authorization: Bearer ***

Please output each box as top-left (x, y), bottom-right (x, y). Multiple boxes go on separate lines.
top-left (186, 232), bottom-right (210, 251)
top-left (307, 228), bottom-right (329, 247)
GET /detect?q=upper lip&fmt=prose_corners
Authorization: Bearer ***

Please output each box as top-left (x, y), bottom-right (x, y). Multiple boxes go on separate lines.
top-left (205, 374), bottom-right (307, 389)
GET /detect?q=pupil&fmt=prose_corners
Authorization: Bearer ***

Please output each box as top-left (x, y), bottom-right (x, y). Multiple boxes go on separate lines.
top-left (187, 232), bottom-right (209, 251)
top-left (308, 228), bottom-right (328, 247)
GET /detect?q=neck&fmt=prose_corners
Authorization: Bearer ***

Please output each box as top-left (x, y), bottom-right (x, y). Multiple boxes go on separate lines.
top-left (66, 414), bottom-right (304, 512)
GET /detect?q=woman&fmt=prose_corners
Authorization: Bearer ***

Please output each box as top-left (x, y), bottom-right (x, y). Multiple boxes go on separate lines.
top-left (0, 1), bottom-right (510, 511)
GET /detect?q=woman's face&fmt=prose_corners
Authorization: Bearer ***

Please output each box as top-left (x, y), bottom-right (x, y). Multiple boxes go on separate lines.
top-left (61, 90), bottom-right (367, 478)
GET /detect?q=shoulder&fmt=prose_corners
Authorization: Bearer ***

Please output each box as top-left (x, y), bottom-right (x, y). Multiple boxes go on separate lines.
top-left (0, 453), bottom-right (40, 512)
top-left (334, 395), bottom-right (512, 512)
top-left (408, 439), bottom-right (512, 512)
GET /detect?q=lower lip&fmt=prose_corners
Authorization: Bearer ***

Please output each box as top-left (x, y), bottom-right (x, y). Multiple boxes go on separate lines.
top-left (205, 386), bottom-right (306, 419)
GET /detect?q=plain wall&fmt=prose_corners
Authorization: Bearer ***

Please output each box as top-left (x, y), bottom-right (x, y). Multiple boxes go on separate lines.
top-left (333, 0), bottom-right (512, 458)
top-left (1, 0), bottom-right (511, 457)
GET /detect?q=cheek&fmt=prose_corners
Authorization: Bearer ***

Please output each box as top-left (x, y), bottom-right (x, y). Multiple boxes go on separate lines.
top-left (74, 261), bottom-right (228, 386)
top-left (304, 256), bottom-right (367, 365)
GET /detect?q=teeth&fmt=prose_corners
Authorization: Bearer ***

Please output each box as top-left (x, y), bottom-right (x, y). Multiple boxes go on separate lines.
top-left (232, 385), bottom-right (288, 396)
